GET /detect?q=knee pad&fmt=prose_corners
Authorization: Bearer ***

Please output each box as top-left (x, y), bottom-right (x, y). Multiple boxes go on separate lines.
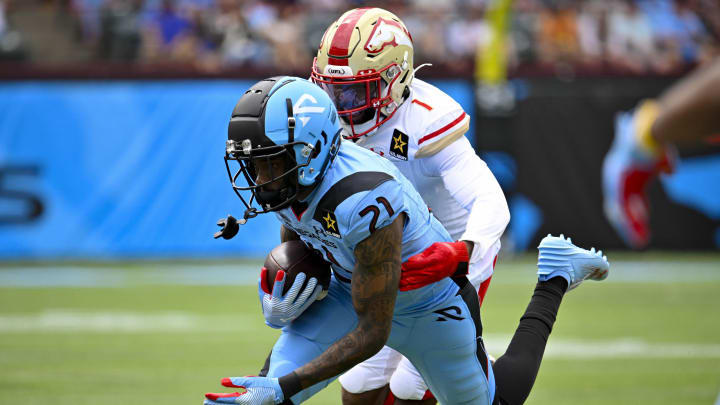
top-left (339, 346), bottom-right (403, 393)
top-left (389, 359), bottom-right (428, 400)
top-left (338, 369), bottom-right (380, 394)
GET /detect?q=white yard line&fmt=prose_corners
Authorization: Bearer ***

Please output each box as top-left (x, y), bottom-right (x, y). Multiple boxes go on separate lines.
top-left (0, 310), bottom-right (252, 332)
top-left (482, 333), bottom-right (720, 359)
top-left (0, 264), bottom-right (260, 287)
top-left (1, 311), bottom-right (719, 360)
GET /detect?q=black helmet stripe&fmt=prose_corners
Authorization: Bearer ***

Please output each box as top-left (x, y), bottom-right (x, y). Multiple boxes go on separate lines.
top-left (286, 98), bottom-right (295, 143)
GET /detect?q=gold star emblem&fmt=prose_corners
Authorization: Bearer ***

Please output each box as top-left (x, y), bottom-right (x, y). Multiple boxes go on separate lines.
top-left (323, 212), bottom-right (337, 231)
top-left (392, 133), bottom-right (407, 153)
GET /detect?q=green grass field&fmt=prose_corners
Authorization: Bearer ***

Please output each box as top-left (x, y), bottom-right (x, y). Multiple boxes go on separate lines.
top-left (1, 252), bottom-right (719, 404)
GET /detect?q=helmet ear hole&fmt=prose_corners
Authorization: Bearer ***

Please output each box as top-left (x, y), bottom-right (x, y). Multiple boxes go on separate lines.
top-left (312, 140), bottom-right (322, 159)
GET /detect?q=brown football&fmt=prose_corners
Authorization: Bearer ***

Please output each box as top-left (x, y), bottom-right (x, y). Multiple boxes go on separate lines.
top-left (263, 240), bottom-right (332, 297)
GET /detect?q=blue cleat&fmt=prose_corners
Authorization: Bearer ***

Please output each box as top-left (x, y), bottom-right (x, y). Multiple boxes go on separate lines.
top-left (537, 234), bottom-right (609, 291)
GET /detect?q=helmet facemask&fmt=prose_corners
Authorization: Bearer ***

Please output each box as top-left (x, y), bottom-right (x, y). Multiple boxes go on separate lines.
top-left (225, 76), bottom-right (343, 222)
top-left (312, 60), bottom-right (406, 140)
top-left (225, 141), bottom-right (309, 215)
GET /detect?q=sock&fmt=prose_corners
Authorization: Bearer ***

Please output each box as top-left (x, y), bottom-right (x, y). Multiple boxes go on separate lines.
top-left (491, 277), bottom-right (566, 405)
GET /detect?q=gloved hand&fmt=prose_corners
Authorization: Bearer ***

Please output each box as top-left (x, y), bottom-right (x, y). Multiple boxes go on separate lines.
top-left (399, 241), bottom-right (470, 291)
top-left (204, 376), bottom-right (283, 405)
top-left (259, 268), bottom-right (323, 328)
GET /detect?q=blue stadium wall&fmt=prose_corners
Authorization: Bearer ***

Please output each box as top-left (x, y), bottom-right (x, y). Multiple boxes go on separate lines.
top-left (0, 79), bottom-right (475, 259)
top-left (1, 78), bottom-right (718, 260)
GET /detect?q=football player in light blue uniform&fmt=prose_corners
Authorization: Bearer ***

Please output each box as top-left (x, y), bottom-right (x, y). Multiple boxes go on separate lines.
top-left (205, 77), bottom-right (610, 405)
top-left (210, 76), bottom-right (491, 404)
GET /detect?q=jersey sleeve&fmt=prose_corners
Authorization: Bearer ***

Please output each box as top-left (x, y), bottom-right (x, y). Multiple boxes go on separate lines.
top-left (419, 136), bottom-right (510, 265)
top-left (341, 179), bottom-right (406, 252)
top-left (412, 100), bottom-right (470, 159)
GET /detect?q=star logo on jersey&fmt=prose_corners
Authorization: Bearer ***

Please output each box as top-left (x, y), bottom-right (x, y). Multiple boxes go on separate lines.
top-left (320, 210), bottom-right (341, 238)
top-left (323, 212), bottom-right (336, 231)
top-left (389, 129), bottom-right (409, 161)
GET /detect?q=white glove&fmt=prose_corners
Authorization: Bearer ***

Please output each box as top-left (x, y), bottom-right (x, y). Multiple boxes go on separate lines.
top-left (258, 269), bottom-right (322, 328)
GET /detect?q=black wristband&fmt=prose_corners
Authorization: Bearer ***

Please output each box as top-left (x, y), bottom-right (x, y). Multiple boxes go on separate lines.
top-left (278, 372), bottom-right (302, 400)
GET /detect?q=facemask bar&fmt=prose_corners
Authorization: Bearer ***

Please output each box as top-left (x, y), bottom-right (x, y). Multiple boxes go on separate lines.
top-left (224, 141), bottom-right (312, 216)
top-left (311, 59), bottom-right (403, 139)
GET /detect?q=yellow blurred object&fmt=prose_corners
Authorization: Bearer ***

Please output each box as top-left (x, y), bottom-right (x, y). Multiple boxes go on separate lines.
top-left (633, 99), bottom-right (662, 155)
top-left (475, 0), bottom-right (512, 85)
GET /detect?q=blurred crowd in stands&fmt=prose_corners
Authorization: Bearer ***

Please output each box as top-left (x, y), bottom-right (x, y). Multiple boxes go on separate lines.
top-left (1, 0), bottom-right (719, 75)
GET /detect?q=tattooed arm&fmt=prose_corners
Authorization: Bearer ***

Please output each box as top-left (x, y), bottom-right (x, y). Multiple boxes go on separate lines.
top-left (280, 225), bottom-right (300, 242)
top-left (278, 214), bottom-right (405, 396)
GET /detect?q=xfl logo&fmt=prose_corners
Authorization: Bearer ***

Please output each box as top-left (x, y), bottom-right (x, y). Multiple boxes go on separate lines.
top-left (433, 306), bottom-right (464, 322)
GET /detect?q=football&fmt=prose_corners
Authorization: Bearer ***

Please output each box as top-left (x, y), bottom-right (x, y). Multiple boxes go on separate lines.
top-left (262, 240), bottom-right (332, 299)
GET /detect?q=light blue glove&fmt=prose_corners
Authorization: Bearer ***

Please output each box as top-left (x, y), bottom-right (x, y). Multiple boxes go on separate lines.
top-left (204, 376), bottom-right (283, 405)
top-left (258, 269), bottom-right (323, 328)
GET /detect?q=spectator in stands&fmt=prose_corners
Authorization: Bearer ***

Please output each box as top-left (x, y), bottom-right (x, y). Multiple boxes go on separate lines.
top-left (0, 0), bottom-right (7, 37)
top-left (404, 1), bottom-right (452, 64)
top-left (576, 0), bottom-right (607, 66)
top-left (264, 3), bottom-right (309, 72)
top-left (209, 0), bottom-right (260, 65)
top-left (445, 2), bottom-right (489, 73)
top-left (300, 0), bottom-right (344, 61)
top-left (70, 0), bottom-right (104, 45)
top-left (4, 0), bottom-right (719, 74)
top-left (695, 0), bottom-right (720, 40)
top-left (536, 1), bottom-right (581, 66)
top-left (606, 0), bottom-right (657, 73)
top-left (672, 0), bottom-right (711, 64)
top-left (0, 0), bottom-right (27, 61)
top-left (510, 0), bottom-right (542, 66)
top-left (141, 0), bottom-right (197, 62)
top-left (637, 0), bottom-right (688, 73)
top-left (97, 0), bottom-right (143, 61)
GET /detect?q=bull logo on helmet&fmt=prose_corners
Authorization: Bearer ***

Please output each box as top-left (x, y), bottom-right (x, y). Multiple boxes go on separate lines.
top-left (363, 17), bottom-right (413, 54)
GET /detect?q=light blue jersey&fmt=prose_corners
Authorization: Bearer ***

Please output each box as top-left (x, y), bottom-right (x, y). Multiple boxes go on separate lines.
top-left (273, 140), bottom-right (457, 312)
top-left (268, 141), bottom-right (494, 404)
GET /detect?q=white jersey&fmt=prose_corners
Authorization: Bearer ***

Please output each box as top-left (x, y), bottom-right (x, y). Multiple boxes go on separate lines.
top-left (355, 79), bottom-right (510, 284)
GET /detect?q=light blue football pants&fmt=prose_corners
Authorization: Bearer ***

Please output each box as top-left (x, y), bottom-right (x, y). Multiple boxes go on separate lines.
top-left (266, 275), bottom-right (496, 404)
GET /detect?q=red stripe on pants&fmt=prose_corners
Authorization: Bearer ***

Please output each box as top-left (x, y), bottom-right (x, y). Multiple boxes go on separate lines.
top-left (478, 254), bottom-right (498, 306)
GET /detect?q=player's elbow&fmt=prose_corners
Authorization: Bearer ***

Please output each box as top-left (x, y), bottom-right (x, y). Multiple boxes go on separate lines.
top-left (369, 325), bottom-right (391, 353)
top-left (364, 334), bottom-right (388, 358)
top-left (499, 203), bottom-right (511, 230)
top-left (359, 322), bottom-right (391, 356)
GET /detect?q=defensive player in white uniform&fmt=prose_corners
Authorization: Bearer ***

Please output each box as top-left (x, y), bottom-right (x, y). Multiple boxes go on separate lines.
top-left (309, 8), bottom-right (510, 404)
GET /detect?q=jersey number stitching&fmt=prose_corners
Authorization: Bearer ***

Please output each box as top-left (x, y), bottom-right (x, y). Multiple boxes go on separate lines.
top-left (359, 197), bottom-right (395, 234)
